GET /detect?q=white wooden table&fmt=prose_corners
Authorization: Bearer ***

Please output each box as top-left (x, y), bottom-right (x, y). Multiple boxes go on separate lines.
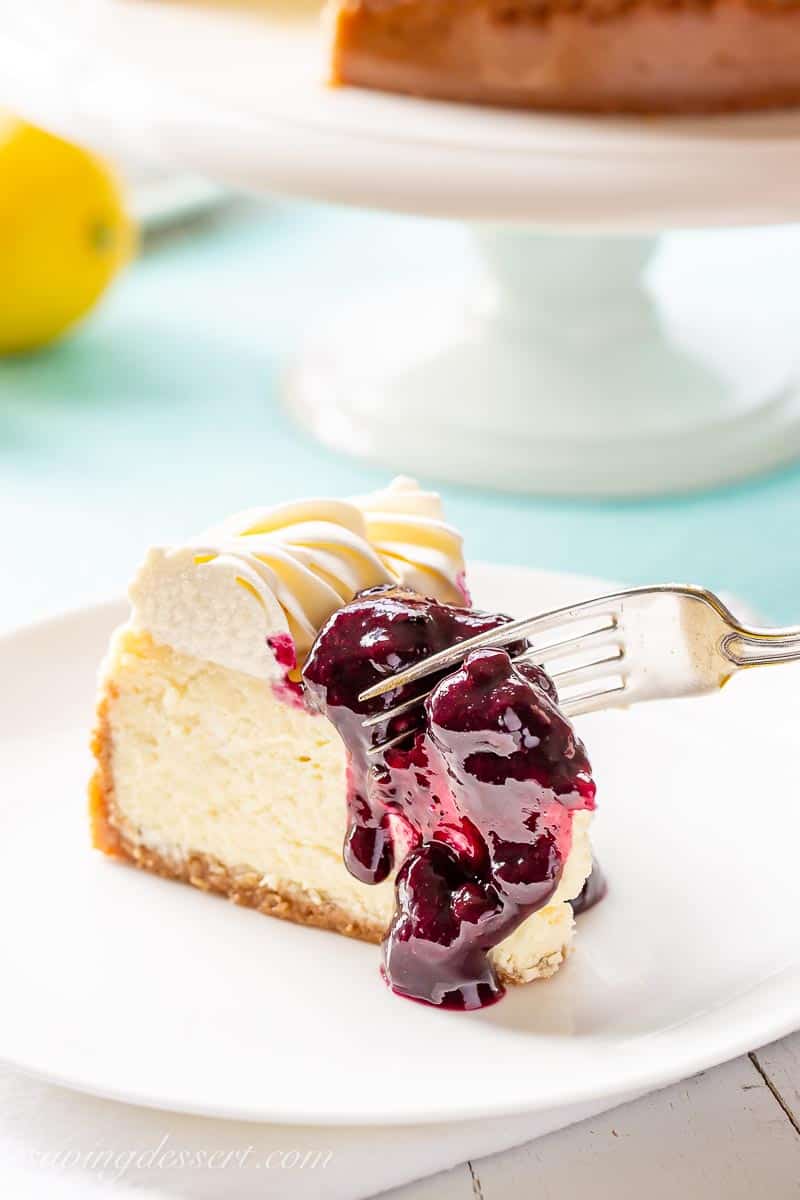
top-left (391, 1035), bottom-right (800, 1200)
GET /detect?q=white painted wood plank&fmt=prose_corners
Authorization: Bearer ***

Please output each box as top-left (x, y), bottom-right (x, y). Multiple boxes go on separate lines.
top-left (384, 1162), bottom-right (474, 1200)
top-left (472, 1055), bottom-right (800, 1200)
top-left (390, 1040), bottom-right (800, 1200)
top-left (754, 1033), bottom-right (800, 1129)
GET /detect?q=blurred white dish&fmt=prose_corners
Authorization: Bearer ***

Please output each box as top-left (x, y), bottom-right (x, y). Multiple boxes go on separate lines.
top-left (0, 563), bottom-right (798, 1125)
top-left (125, 166), bottom-right (228, 233)
top-left (2, 0), bottom-right (800, 224)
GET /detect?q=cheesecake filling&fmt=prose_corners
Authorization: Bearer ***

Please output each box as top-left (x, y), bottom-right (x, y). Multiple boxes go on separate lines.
top-left (304, 587), bottom-right (597, 1010)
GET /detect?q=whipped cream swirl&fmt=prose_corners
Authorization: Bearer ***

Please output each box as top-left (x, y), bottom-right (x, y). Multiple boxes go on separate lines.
top-left (129, 477), bottom-right (467, 681)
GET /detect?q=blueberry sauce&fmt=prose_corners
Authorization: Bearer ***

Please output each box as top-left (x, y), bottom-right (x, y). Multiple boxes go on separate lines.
top-left (303, 587), bottom-right (597, 1011)
top-left (455, 570), bottom-right (472, 607)
top-left (267, 633), bottom-right (306, 710)
top-left (570, 861), bottom-right (607, 916)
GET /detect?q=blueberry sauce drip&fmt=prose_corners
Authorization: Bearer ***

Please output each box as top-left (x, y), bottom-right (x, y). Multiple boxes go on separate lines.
top-left (303, 587), bottom-right (597, 1011)
top-left (267, 633), bottom-right (306, 709)
top-left (570, 861), bottom-right (607, 916)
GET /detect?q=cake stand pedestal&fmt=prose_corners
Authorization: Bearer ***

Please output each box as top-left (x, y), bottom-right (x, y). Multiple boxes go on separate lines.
top-left (289, 229), bottom-right (800, 494)
top-left (4, 0), bottom-right (800, 494)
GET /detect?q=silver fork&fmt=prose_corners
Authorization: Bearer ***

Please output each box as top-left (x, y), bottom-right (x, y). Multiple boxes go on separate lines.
top-left (358, 585), bottom-right (800, 756)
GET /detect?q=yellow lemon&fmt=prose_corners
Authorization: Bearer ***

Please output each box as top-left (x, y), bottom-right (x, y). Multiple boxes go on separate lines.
top-left (0, 115), bottom-right (136, 354)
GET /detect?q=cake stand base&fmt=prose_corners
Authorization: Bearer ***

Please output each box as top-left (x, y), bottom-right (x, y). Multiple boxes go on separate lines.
top-left (286, 230), bottom-right (800, 497)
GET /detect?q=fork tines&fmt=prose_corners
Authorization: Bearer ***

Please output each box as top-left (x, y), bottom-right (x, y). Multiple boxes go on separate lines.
top-left (359, 595), bottom-right (628, 756)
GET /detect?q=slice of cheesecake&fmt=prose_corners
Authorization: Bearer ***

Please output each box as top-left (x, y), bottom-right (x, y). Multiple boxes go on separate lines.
top-left (90, 477), bottom-right (595, 1003)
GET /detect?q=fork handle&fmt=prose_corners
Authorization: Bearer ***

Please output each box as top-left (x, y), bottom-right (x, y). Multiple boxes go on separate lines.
top-left (723, 625), bottom-right (800, 669)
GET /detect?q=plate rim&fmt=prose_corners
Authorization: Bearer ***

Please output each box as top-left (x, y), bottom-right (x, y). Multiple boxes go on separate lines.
top-left (1, 964), bottom-right (798, 1126)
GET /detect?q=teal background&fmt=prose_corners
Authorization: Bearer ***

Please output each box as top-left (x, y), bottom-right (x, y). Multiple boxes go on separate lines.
top-left (2, 201), bottom-right (798, 627)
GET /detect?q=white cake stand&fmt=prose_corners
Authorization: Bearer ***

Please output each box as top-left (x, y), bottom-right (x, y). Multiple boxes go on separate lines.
top-left (5, 0), bottom-right (800, 494)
